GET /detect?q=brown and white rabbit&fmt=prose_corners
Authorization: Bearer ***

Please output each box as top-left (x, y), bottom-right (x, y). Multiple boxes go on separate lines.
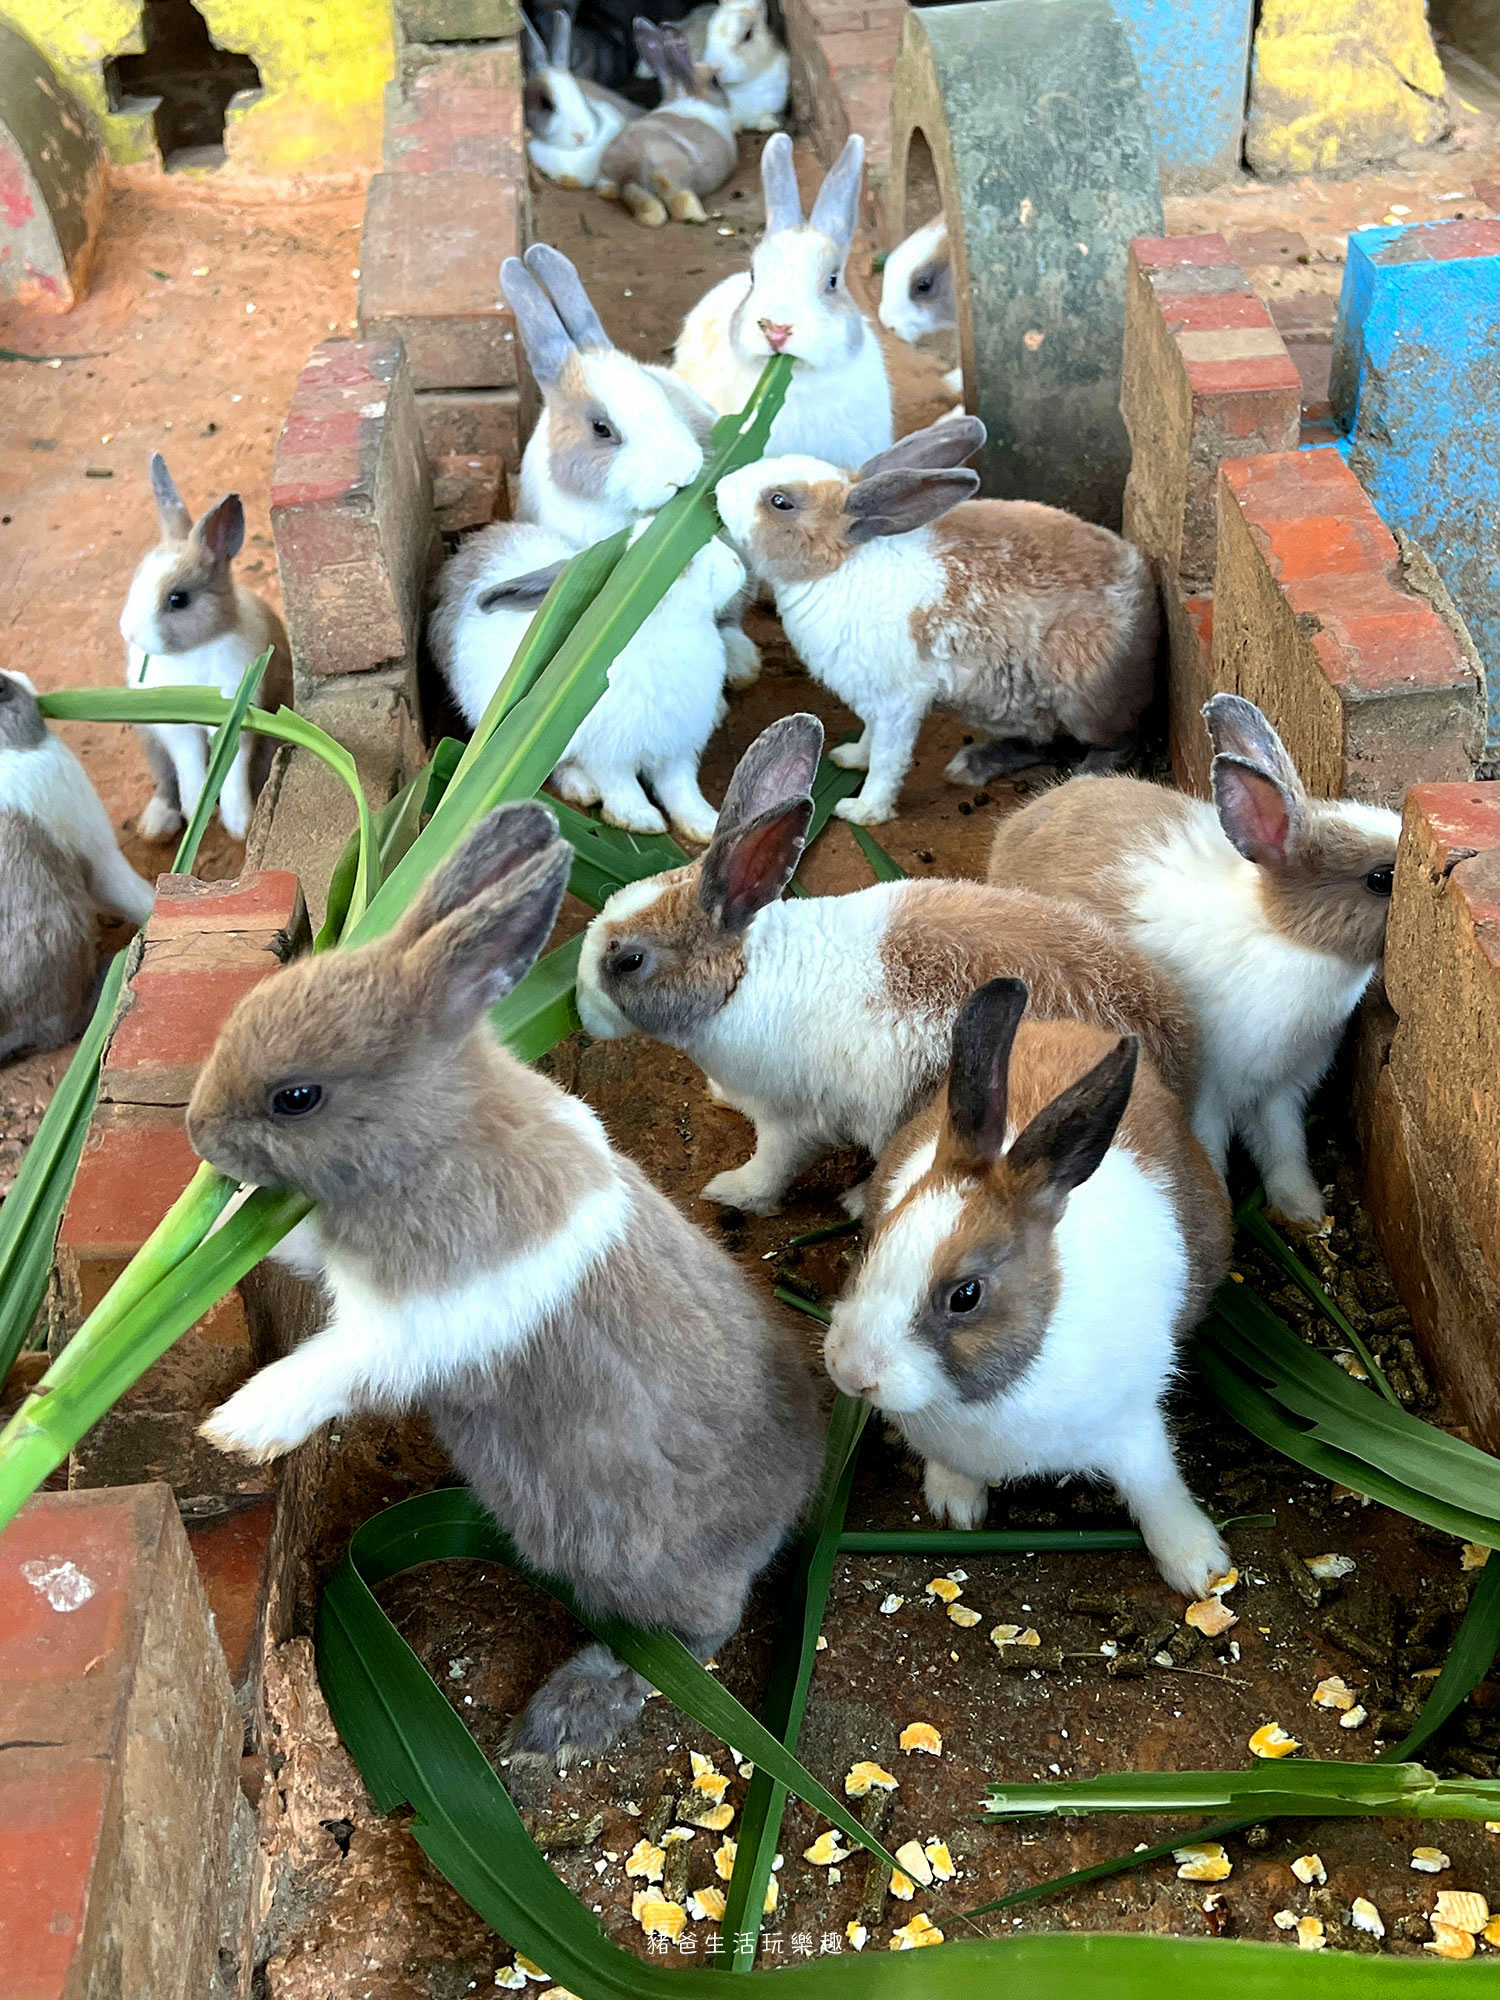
top-left (190, 802), bottom-right (822, 1760)
top-left (987, 695), bottom-right (1401, 1224)
top-left (598, 18), bottom-right (737, 227)
top-left (576, 714), bottom-right (1197, 1214)
top-left (824, 977), bottom-right (1231, 1599)
top-left (120, 455), bottom-right (292, 843)
top-left (714, 414), bottom-right (1158, 824)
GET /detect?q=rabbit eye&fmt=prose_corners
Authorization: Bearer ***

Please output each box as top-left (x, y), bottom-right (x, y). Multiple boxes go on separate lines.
top-left (607, 940), bottom-right (646, 975)
top-left (166, 589), bottom-right (192, 611)
top-left (913, 275), bottom-right (932, 295)
top-left (947, 1279), bottom-right (984, 1315)
top-left (272, 1083), bottom-right (323, 1117)
top-left (538, 90), bottom-right (553, 112)
top-left (768, 491), bottom-right (796, 512)
top-left (826, 271), bottom-right (838, 291)
top-left (1364, 863), bottom-right (1394, 896)
top-left (741, 24), bottom-right (754, 38)
top-left (592, 418), bottom-right (617, 443)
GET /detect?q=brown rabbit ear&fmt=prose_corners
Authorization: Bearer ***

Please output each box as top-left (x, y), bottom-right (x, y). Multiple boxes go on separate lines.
top-left (195, 494), bottom-right (245, 566)
top-left (941, 977), bottom-right (1029, 1168)
top-left (393, 800), bottom-right (561, 949)
top-left (855, 416), bottom-right (985, 483)
top-left (1211, 754), bottom-right (1305, 867)
top-left (716, 712), bottom-right (823, 829)
top-left (150, 452), bottom-right (192, 540)
top-left (1202, 693), bottom-right (1303, 794)
top-left (1008, 1037), bottom-right (1138, 1204)
top-left (698, 797), bottom-right (813, 932)
top-left (846, 468), bottom-right (978, 542)
top-left (406, 840), bottom-right (570, 1032)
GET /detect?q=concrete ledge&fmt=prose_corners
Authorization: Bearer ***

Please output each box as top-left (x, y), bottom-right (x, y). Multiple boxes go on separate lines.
top-left (0, 17), bottom-right (107, 311)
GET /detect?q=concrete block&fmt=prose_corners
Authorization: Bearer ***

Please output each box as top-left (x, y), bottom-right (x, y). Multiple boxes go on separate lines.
top-left (0, 18), bottom-right (107, 311)
top-left (1111, 0), bottom-right (1254, 193)
top-left (397, 0), bottom-right (520, 38)
top-left (291, 658), bottom-right (426, 794)
top-left (1330, 218), bottom-right (1500, 756)
top-left (1213, 449), bottom-right (1484, 805)
top-left (1246, 0), bottom-right (1450, 180)
top-left (887, 0), bottom-right (1162, 526)
top-left (357, 171), bottom-right (523, 392)
top-left (383, 39), bottom-right (524, 179)
top-left (0, 1484), bottom-right (239, 2000)
top-left (1365, 782), bottom-right (1500, 1451)
top-left (271, 339), bottom-right (435, 680)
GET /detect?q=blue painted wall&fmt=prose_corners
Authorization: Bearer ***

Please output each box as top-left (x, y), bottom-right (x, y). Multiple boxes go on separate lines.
top-left (1109, 0), bottom-right (1254, 192)
top-left (1331, 222), bottom-right (1500, 754)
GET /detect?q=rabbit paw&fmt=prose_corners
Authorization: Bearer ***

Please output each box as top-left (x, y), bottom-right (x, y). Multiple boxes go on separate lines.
top-left (505, 1644), bottom-right (649, 1763)
top-left (200, 1376), bottom-right (311, 1464)
top-left (834, 793), bottom-right (896, 827)
top-left (600, 798), bottom-right (668, 835)
top-left (721, 627), bottom-right (762, 690)
top-left (1147, 1515), bottom-right (1231, 1603)
top-left (701, 1165), bottom-right (782, 1216)
top-left (923, 1461), bottom-right (989, 1530)
top-left (829, 739), bottom-right (870, 771)
top-left (1264, 1172), bottom-right (1329, 1229)
top-left (139, 796), bottom-right (185, 842)
top-left (839, 1180), bottom-right (869, 1220)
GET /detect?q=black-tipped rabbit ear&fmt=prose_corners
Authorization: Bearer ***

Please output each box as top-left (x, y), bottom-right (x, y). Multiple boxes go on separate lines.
top-left (150, 451), bottom-right (192, 539)
top-left (523, 243), bottom-right (610, 351)
top-left (500, 255), bottom-right (575, 385)
top-left (477, 559), bottom-right (569, 612)
top-left (633, 15), bottom-right (664, 71)
top-left (657, 23), bottom-right (698, 92)
top-left (716, 712), bottom-right (823, 830)
top-left (547, 6), bottom-right (571, 66)
top-left (1008, 1036), bottom-right (1139, 1202)
top-left (195, 493), bottom-right (244, 565)
top-left (809, 133), bottom-right (864, 252)
top-left (846, 467), bottom-right (978, 541)
top-left (1202, 693), bottom-right (1303, 794)
top-left (409, 839), bottom-right (572, 1032)
top-left (856, 415), bottom-right (986, 483)
top-left (394, 800), bottom-right (561, 947)
top-left (761, 131), bottom-right (803, 235)
top-left (944, 977), bottom-right (1029, 1166)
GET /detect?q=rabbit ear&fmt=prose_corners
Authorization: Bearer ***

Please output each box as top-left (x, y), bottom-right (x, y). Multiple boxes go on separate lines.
top-left (1211, 754), bottom-right (1305, 867)
top-left (405, 839), bottom-right (571, 1033)
top-left (760, 131), bottom-right (803, 235)
top-left (150, 452), bottom-right (192, 540)
top-left (809, 134), bottom-right (864, 251)
top-left (716, 712), bottom-right (823, 829)
top-left (195, 493), bottom-right (245, 565)
top-left (1202, 693), bottom-right (1303, 795)
top-left (699, 797), bottom-right (814, 932)
top-left (943, 977), bottom-right (1029, 1167)
top-left (856, 415), bottom-right (986, 482)
top-left (393, 800), bottom-right (562, 949)
top-left (523, 243), bottom-right (610, 351)
top-left (548, 6), bottom-right (571, 65)
top-left (657, 23), bottom-right (699, 93)
top-left (519, 9), bottom-right (549, 67)
top-left (501, 256), bottom-right (575, 385)
top-left (846, 467), bottom-right (978, 541)
top-left (633, 15), bottom-right (666, 76)
top-left (1008, 1036), bottom-right (1138, 1202)
top-left (477, 559), bottom-right (569, 612)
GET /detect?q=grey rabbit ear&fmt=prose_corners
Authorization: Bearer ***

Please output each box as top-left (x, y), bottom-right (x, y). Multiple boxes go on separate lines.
top-left (406, 838), bottom-right (572, 1032)
top-left (656, 23), bottom-right (699, 93)
top-left (698, 797), bottom-right (813, 932)
top-left (1008, 1035), bottom-right (1139, 1202)
top-left (633, 15), bottom-right (666, 75)
top-left (716, 712), bottom-right (823, 829)
top-left (808, 133), bottom-right (864, 251)
top-left (149, 452), bottom-right (192, 540)
top-left (548, 6), bottom-right (571, 66)
top-left (1202, 693), bottom-right (1303, 794)
top-left (846, 467), bottom-right (978, 542)
top-left (856, 415), bottom-right (986, 482)
top-left (394, 799), bottom-right (562, 947)
top-left (519, 9), bottom-right (549, 67)
top-left (500, 255), bottom-right (575, 385)
top-left (477, 559), bottom-right (569, 611)
top-left (760, 131), bottom-right (803, 235)
top-left (195, 493), bottom-right (244, 565)
top-left (523, 242), bottom-right (610, 351)
top-left (945, 977), bottom-right (1029, 1166)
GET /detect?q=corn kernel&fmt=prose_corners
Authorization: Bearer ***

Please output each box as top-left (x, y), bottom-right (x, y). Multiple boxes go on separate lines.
top-left (900, 1722), bottom-right (943, 1756)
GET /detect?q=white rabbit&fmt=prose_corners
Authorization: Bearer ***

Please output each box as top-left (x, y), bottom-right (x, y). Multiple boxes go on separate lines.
top-left (576, 713), bottom-right (1198, 1213)
top-left (987, 695), bottom-right (1402, 1224)
top-left (598, 18), bottom-right (737, 227)
top-left (714, 414), bottom-right (1158, 824)
top-left (703, 0), bottom-right (788, 132)
top-left (120, 455), bottom-right (292, 844)
top-left (522, 8), bottom-right (643, 189)
top-left (430, 518), bottom-right (746, 842)
top-left (823, 977), bottom-right (1232, 1600)
top-left (674, 133), bottom-right (894, 469)
top-left (878, 215), bottom-right (961, 398)
top-left (189, 803), bottom-right (822, 1761)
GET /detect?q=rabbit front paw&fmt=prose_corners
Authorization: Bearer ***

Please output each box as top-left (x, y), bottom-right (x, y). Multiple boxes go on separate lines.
top-left (923, 1460), bottom-right (989, 1529)
top-left (139, 796), bottom-right (185, 842)
top-left (834, 792), bottom-right (896, 826)
top-left (1263, 1171), bottom-right (1329, 1229)
top-left (1147, 1514), bottom-right (1231, 1603)
top-left (829, 738), bottom-right (870, 771)
top-left (721, 628), bottom-right (762, 689)
top-left (701, 1165), bottom-right (782, 1216)
top-left (200, 1371), bottom-right (318, 1464)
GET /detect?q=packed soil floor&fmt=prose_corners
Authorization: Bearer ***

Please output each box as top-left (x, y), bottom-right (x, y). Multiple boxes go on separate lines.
top-left (4, 84), bottom-right (1500, 1995)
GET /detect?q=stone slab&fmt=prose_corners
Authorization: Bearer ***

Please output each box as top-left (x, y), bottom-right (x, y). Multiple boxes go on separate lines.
top-left (0, 18), bottom-right (107, 311)
top-left (1112, 0), bottom-right (1254, 193)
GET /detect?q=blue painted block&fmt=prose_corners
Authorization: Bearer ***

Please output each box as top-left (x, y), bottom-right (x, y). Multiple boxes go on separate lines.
top-left (1110, 0), bottom-right (1254, 193)
top-left (1331, 218), bottom-right (1500, 754)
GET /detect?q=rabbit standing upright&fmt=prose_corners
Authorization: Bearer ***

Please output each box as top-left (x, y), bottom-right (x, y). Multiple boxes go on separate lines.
top-left (120, 456), bottom-right (292, 843)
top-left (987, 695), bottom-right (1402, 1223)
top-left (714, 414), bottom-right (1158, 823)
top-left (522, 8), bottom-right (642, 188)
top-left (597, 18), bottom-right (737, 227)
top-left (674, 133), bottom-right (894, 469)
top-left (824, 977), bottom-right (1231, 1599)
top-left (702, 0), bottom-right (788, 131)
top-left (191, 803), bottom-right (822, 1761)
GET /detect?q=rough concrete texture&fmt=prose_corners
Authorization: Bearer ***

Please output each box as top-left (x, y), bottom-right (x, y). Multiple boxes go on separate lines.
top-left (397, 0), bottom-right (520, 40)
top-left (1112, 0), bottom-right (1254, 193)
top-left (0, 1484), bottom-right (239, 2000)
top-left (1367, 781), bottom-right (1500, 1453)
top-left (1247, 0), bottom-right (1451, 180)
top-left (357, 171), bottom-right (523, 392)
top-left (1213, 448), bottom-right (1484, 805)
top-left (1331, 218), bottom-right (1500, 756)
top-left (0, 17), bottom-right (107, 310)
top-left (888, 0), bottom-right (1162, 525)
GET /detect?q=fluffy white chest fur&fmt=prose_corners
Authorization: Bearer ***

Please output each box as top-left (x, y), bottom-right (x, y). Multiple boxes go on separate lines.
top-left (775, 538), bottom-right (944, 705)
top-left (0, 736), bottom-right (121, 869)
top-left (127, 607), bottom-right (272, 695)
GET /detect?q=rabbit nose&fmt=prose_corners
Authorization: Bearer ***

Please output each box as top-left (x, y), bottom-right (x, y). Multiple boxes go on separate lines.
top-left (758, 319), bottom-right (793, 352)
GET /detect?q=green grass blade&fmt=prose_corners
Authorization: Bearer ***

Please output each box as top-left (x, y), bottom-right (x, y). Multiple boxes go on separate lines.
top-left (547, 797), bottom-right (689, 907)
top-left (846, 823), bottom-right (905, 882)
top-left (489, 935), bottom-right (583, 1062)
top-left (170, 650), bottom-right (270, 875)
top-left (982, 1760), bottom-right (1477, 1823)
top-left (1238, 1195), bottom-right (1397, 1403)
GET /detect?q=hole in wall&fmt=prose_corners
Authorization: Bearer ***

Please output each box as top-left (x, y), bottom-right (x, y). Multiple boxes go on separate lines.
top-left (904, 125), bottom-right (943, 234)
top-left (105, 0), bottom-right (262, 171)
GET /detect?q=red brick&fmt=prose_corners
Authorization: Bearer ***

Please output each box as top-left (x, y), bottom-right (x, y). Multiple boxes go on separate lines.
top-left (272, 338), bottom-right (434, 680)
top-left (383, 41), bottom-right (525, 179)
top-left (1372, 216), bottom-right (1500, 266)
top-left (143, 869), bottom-right (305, 941)
top-left (57, 1106), bottom-right (201, 1269)
top-left (357, 171), bottom-right (522, 392)
top-left (1164, 581), bottom-right (1217, 796)
top-left (822, 23), bottom-right (901, 72)
top-left (415, 385), bottom-right (521, 467)
top-left (184, 1498), bottom-right (276, 1687)
top-left (1132, 231), bottom-right (1237, 272)
top-left (431, 452), bottom-right (508, 532)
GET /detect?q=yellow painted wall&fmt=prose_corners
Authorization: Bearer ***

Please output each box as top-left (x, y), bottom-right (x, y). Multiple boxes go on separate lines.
top-left (1247, 0), bottom-right (1449, 178)
top-left (0, 0), bottom-right (393, 172)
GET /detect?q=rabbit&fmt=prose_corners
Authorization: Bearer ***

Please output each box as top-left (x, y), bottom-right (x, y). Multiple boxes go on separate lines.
top-left (576, 712), bottom-right (1198, 1215)
top-left (878, 215), bottom-right (961, 399)
top-left (713, 413), bottom-right (1159, 824)
top-left (522, 8), bottom-right (642, 188)
top-left (986, 694), bottom-right (1403, 1225)
top-left (597, 18), bottom-right (737, 227)
top-left (703, 0), bottom-right (788, 131)
top-left (674, 133), bottom-right (895, 470)
top-left (823, 976), bottom-right (1231, 1599)
top-left (430, 518), bottom-right (747, 841)
top-left (120, 455), bottom-right (292, 844)
top-left (190, 802), bottom-right (822, 1760)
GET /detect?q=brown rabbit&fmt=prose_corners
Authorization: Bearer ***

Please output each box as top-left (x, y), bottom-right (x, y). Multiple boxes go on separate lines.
top-left (597, 17), bottom-right (737, 226)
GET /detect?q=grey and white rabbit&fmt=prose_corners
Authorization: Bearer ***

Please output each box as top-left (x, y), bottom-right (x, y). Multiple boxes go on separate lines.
top-left (598, 17), bottom-right (737, 227)
top-left (522, 8), bottom-right (642, 189)
top-left (191, 802), bottom-right (822, 1760)
top-left (878, 215), bottom-right (961, 399)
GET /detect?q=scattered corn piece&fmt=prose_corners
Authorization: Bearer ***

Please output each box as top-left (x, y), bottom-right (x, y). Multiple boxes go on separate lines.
top-left (1291, 1854), bottom-right (1326, 1886)
top-left (1304, 1554), bottom-right (1356, 1583)
top-left (947, 1603), bottom-right (982, 1628)
top-left (515, 1960), bottom-right (548, 1981)
top-left (690, 1751), bottom-right (715, 1780)
top-left (926, 1577), bottom-right (962, 1602)
top-left (494, 1970), bottom-right (527, 1991)
top-left (925, 1839), bottom-right (956, 1881)
top-left (1412, 1848), bottom-right (1452, 1874)
top-left (890, 1869), bottom-right (916, 1901)
top-left (1208, 1569), bottom-right (1240, 1596)
top-left (631, 1893), bottom-right (686, 1941)
top-left (1175, 1842), bottom-right (1232, 1883)
top-left (1483, 1916), bottom-right (1500, 1949)
top-left (845, 1761), bottom-right (898, 1797)
top-left (1352, 1898), bottom-right (1385, 1939)
top-left (692, 1772), bottom-right (730, 1804)
top-left (763, 1878), bottom-right (778, 1915)
top-left (846, 1922), bottom-right (868, 1951)
top-left (540, 1989), bottom-right (580, 1999)
top-left (890, 1914), bottom-right (945, 1950)
top-left (895, 1839), bottom-right (934, 1887)
top-left (714, 1839), bottom-right (737, 1881)
top-left (1296, 1918), bottom-right (1326, 1952)
top-left (1186, 1597), bottom-right (1238, 1637)
top-left (880, 1594), bottom-right (906, 1614)
top-left (1341, 1705), bottom-right (1369, 1731)
top-left (1335, 1352), bottom-right (1369, 1381)
top-left (1250, 1723), bottom-right (1300, 1759)
top-left (683, 1800), bottom-right (735, 1831)
top-left (804, 1830), bottom-right (850, 1866)
top-left (1436, 1892), bottom-right (1490, 1933)
top-left (1273, 1911), bottom-right (1298, 1931)
top-left (1487, 1824), bottom-right (1500, 1836)
top-left (625, 1840), bottom-right (665, 1882)
top-left (662, 1828), bottom-right (693, 1847)
top-left (1463, 1545), bottom-right (1491, 1570)
top-left (688, 1887), bottom-right (725, 1922)
top-left (1427, 1923), bottom-right (1476, 1961)
top-left (990, 1624), bottom-right (1042, 1649)
top-left (900, 1722), bottom-right (943, 1756)
top-left (1312, 1676), bottom-right (1356, 1711)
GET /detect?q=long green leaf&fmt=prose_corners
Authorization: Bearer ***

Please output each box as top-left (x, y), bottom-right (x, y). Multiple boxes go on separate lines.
top-left (1237, 1195), bottom-right (1396, 1403)
top-left (984, 1759), bottom-right (1500, 1822)
top-left (170, 651), bottom-right (270, 874)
